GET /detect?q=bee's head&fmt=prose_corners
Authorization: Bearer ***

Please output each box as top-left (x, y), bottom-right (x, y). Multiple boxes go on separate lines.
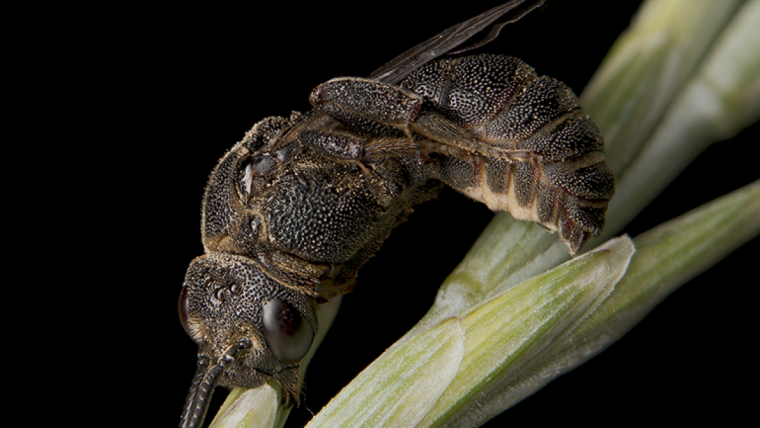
top-left (178, 252), bottom-right (316, 428)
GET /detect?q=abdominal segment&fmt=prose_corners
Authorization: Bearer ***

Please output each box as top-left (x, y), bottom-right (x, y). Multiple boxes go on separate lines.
top-left (401, 54), bottom-right (615, 254)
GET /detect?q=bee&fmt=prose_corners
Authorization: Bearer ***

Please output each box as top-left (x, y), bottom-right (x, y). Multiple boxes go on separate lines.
top-left (178, 1), bottom-right (614, 427)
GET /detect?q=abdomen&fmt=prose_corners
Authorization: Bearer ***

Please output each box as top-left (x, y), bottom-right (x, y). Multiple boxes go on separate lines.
top-left (401, 54), bottom-right (615, 254)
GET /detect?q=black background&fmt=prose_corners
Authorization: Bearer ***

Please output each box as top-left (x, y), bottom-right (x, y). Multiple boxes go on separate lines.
top-left (60, 0), bottom-right (757, 426)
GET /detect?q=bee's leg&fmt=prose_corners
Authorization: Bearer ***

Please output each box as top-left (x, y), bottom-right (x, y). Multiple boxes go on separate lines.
top-left (299, 130), bottom-right (365, 160)
top-left (255, 251), bottom-right (351, 300)
top-left (410, 112), bottom-right (538, 162)
top-left (299, 129), bottom-right (419, 162)
top-left (310, 77), bottom-right (423, 132)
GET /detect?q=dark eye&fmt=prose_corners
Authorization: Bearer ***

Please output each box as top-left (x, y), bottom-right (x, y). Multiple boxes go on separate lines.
top-left (262, 299), bottom-right (314, 363)
top-left (178, 285), bottom-right (193, 338)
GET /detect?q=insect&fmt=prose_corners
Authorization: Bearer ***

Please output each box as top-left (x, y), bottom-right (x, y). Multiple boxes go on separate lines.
top-left (177, 1), bottom-right (614, 427)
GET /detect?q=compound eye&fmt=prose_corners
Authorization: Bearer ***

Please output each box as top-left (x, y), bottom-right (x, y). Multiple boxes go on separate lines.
top-left (178, 285), bottom-right (193, 338)
top-left (262, 299), bottom-right (314, 364)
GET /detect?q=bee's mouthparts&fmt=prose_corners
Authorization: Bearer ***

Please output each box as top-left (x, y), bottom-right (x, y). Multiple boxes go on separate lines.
top-left (179, 338), bottom-right (252, 428)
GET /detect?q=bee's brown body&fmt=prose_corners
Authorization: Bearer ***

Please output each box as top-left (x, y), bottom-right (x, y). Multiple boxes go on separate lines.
top-left (178, 2), bottom-right (614, 428)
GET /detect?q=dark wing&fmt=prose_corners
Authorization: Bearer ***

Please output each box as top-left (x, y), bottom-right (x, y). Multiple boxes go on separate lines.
top-left (370, 0), bottom-right (547, 84)
top-left (277, 1), bottom-right (546, 148)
